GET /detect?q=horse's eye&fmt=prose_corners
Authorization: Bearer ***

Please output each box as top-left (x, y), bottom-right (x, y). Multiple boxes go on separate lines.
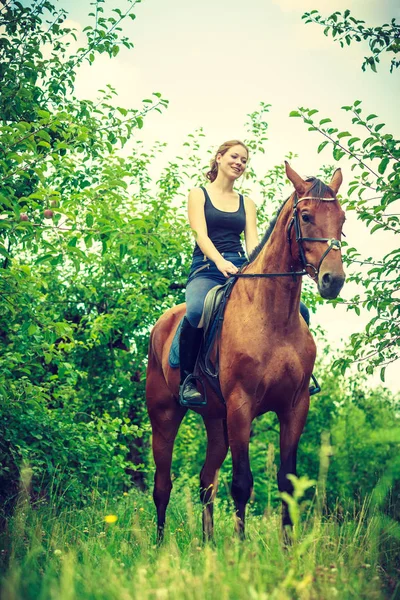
top-left (302, 213), bottom-right (310, 223)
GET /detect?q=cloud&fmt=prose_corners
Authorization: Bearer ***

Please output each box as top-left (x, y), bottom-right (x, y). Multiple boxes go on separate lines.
top-left (271, 0), bottom-right (368, 14)
top-left (74, 55), bottom-right (143, 108)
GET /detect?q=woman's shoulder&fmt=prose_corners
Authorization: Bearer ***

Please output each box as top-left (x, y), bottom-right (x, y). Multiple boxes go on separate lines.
top-left (188, 187), bottom-right (206, 202)
top-left (243, 195), bottom-right (256, 211)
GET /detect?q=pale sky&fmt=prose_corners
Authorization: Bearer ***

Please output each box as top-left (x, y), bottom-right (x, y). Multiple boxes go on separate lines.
top-left (64, 0), bottom-right (400, 392)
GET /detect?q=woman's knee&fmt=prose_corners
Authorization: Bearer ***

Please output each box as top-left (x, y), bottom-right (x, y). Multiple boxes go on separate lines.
top-left (185, 305), bottom-right (203, 328)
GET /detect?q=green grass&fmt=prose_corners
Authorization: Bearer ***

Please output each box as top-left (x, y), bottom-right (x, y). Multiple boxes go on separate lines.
top-left (1, 484), bottom-right (397, 600)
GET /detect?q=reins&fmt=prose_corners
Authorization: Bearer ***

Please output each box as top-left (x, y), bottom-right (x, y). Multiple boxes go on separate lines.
top-left (234, 193), bottom-right (342, 282)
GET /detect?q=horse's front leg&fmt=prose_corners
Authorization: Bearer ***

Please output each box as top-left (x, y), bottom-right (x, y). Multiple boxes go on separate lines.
top-left (227, 400), bottom-right (253, 539)
top-left (200, 417), bottom-right (229, 543)
top-left (277, 396), bottom-right (310, 538)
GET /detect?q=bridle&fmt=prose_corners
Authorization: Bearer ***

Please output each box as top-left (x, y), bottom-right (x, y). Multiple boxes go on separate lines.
top-left (235, 193), bottom-right (342, 281)
top-left (287, 193), bottom-right (342, 280)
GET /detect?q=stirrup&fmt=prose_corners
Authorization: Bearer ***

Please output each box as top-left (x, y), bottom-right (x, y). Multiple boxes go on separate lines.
top-left (309, 374), bottom-right (321, 396)
top-left (178, 374), bottom-right (207, 407)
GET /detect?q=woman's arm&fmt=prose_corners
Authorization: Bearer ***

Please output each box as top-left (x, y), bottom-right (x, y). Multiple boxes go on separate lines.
top-left (244, 197), bottom-right (259, 258)
top-left (188, 188), bottom-right (239, 277)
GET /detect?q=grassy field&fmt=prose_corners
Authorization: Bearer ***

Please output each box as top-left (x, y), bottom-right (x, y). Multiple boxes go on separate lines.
top-left (1, 481), bottom-right (397, 600)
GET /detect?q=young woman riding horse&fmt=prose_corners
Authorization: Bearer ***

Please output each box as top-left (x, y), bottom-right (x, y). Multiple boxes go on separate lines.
top-left (179, 140), bottom-right (311, 406)
top-left (146, 151), bottom-right (345, 542)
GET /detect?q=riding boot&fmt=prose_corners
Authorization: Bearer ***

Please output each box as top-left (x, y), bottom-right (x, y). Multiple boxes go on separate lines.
top-left (179, 317), bottom-right (205, 406)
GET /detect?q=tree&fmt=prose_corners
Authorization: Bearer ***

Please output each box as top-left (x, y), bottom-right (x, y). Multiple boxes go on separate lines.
top-left (0, 0), bottom-right (172, 505)
top-left (288, 9), bottom-right (400, 382)
top-left (302, 9), bottom-right (400, 72)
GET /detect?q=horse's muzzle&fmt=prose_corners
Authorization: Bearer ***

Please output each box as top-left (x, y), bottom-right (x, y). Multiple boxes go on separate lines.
top-left (318, 271), bottom-right (345, 299)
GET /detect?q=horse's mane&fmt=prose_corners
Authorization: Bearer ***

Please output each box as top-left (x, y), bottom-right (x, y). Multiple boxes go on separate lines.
top-left (247, 177), bottom-right (335, 263)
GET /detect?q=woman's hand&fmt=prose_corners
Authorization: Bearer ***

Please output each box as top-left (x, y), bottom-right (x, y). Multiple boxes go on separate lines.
top-left (215, 258), bottom-right (239, 278)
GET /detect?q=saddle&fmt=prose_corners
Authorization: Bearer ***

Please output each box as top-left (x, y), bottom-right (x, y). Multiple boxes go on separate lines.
top-left (168, 277), bottom-right (237, 404)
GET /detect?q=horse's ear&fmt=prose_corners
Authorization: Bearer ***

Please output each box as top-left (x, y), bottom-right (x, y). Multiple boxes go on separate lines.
top-left (329, 168), bottom-right (343, 194)
top-left (285, 161), bottom-right (306, 195)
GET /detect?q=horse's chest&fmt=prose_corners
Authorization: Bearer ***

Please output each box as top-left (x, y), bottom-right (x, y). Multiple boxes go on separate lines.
top-left (222, 340), bottom-right (310, 411)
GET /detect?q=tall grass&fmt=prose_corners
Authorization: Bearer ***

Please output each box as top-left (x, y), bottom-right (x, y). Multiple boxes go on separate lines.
top-left (0, 481), bottom-right (396, 600)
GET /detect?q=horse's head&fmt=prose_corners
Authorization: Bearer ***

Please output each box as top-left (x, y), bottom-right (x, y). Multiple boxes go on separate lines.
top-left (285, 162), bottom-right (346, 299)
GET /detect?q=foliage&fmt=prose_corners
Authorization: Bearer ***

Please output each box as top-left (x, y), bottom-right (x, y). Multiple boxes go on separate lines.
top-left (302, 9), bottom-right (400, 72)
top-left (0, 0), bottom-right (173, 505)
top-left (289, 27), bottom-right (400, 382)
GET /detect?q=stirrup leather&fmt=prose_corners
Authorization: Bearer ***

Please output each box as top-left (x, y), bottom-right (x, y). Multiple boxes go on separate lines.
top-left (309, 374), bottom-right (321, 396)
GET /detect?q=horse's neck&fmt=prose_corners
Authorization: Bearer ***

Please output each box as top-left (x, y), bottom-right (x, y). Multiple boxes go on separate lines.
top-left (245, 199), bottom-right (302, 321)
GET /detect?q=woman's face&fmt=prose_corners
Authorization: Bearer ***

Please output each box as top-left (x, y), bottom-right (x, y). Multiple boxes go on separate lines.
top-left (217, 144), bottom-right (248, 180)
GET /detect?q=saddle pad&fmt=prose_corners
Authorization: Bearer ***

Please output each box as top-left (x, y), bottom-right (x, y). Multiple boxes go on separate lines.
top-left (168, 278), bottom-right (236, 369)
top-left (169, 319), bottom-right (183, 368)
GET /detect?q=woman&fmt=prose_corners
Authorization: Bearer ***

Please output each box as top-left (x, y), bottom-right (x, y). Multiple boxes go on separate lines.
top-left (179, 140), bottom-right (312, 406)
top-left (179, 140), bottom-right (259, 405)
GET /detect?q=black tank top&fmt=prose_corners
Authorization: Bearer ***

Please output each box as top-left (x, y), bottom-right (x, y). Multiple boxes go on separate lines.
top-left (193, 186), bottom-right (246, 258)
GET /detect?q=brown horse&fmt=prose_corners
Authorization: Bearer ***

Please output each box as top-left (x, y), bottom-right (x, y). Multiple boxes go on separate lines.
top-left (146, 162), bottom-right (346, 542)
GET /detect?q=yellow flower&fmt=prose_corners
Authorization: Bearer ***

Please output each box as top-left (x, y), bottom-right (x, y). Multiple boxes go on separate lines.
top-left (104, 514), bottom-right (118, 524)
top-left (139, 507), bottom-right (144, 512)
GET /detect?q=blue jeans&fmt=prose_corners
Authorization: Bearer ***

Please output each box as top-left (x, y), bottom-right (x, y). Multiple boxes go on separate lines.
top-left (185, 252), bottom-right (310, 328)
top-left (186, 252), bottom-right (246, 327)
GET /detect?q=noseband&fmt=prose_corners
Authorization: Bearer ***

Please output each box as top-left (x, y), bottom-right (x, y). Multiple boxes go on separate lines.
top-left (287, 194), bottom-right (342, 281)
top-left (235, 193), bottom-right (342, 281)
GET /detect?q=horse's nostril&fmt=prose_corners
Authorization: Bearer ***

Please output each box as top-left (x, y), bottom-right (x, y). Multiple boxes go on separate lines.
top-left (322, 273), bottom-right (332, 286)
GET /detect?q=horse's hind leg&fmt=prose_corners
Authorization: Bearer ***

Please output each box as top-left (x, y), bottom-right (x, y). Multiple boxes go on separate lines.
top-left (200, 418), bottom-right (229, 542)
top-left (149, 403), bottom-right (186, 543)
top-left (147, 364), bottom-right (186, 543)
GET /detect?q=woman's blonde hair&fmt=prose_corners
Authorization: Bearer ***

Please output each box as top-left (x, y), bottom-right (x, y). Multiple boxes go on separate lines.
top-left (206, 140), bottom-right (249, 183)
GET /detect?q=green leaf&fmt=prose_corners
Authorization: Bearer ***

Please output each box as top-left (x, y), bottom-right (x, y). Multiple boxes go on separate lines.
top-left (317, 141), bottom-right (328, 153)
top-left (319, 118), bottom-right (332, 125)
top-left (333, 147), bottom-right (345, 161)
top-left (36, 130), bottom-right (51, 142)
top-left (35, 253), bottom-right (54, 264)
top-left (28, 323), bottom-right (37, 335)
top-left (0, 245), bottom-right (11, 258)
top-left (37, 110), bottom-right (50, 119)
top-left (86, 214), bottom-right (94, 227)
top-left (337, 131), bottom-right (351, 139)
top-left (289, 111), bottom-right (301, 117)
top-left (378, 157), bottom-right (389, 174)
